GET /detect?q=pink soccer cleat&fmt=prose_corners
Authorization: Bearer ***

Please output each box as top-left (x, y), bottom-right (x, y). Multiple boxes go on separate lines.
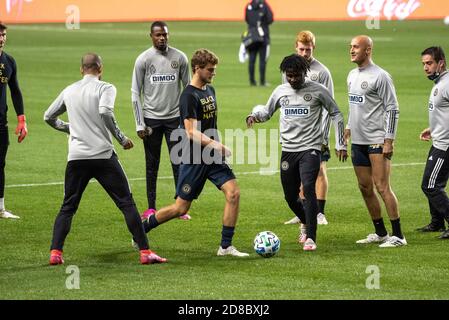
top-left (49, 249), bottom-right (64, 265)
top-left (140, 250), bottom-right (168, 264)
top-left (140, 208), bottom-right (156, 221)
top-left (178, 213), bottom-right (191, 220)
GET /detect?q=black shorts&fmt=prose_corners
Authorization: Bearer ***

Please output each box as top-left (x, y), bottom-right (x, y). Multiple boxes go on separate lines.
top-left (176, 163), bottom-right (236, 201)
top-left (144, 117), bottom-right (179, 134)
top-left (351, 143), bottom-right (384, 167)
top-left (0, 126), bottom-right (9, 164)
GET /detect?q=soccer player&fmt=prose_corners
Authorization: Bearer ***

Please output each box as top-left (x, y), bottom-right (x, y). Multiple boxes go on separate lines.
top-left (345, 35), bottom-right (406, 247)
top-left (44, 53), bottom-right (166, 265)
top-left (131, 21), bottom-right (191, 220)
top-left (247, 54), bottom-right (347, 251)
top-left (245, 0), bottom-right (273, 86)
top-left (0, 23), bottom-right (27, 219)
top-left (419, 46), bottom-right (449, 238)
top-left (142, 49), bottom-right (248, 257)
top-left (284, 30), bottom-right (334, 227)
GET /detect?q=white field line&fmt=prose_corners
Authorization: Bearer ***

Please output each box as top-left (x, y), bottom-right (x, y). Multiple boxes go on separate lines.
top-left (5, 162), bottom-right (425, 189)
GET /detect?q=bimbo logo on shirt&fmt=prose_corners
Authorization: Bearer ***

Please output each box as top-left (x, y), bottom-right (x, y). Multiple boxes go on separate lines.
top-left (349, 93), bottom-right (365, 105)
top-left (150, 73), bottom-right (177, 84)
top-left (284, 106), bottom-right (310, 117)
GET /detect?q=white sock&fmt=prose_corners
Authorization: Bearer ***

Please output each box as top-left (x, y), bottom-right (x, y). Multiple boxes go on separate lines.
top-left (0, 198), bottom-right (4, 210)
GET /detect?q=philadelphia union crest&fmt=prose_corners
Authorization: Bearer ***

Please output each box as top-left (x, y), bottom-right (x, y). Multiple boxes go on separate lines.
top-left (281, 161), bottom-right (289, 171)
top-left (182, 184), bottom-right (192, 194)
top-left (171, 61), bottom-right (179, 69)
top-left (361, 81), bottom-right (369, 89)
top-left (304, 94), bottom-right (312, 102)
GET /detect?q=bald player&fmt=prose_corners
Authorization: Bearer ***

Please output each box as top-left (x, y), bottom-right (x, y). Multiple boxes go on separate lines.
top-left (44, 53), bottom-right (166, 265)
top-left (345, 35), bottom-right (406, 248)
top-left (283, 30), bottom-right (334, 228)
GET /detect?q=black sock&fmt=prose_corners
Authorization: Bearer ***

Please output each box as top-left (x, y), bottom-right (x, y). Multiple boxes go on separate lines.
top-left (143, 214), bottom-right (160, 233)
top-left (391, 218), bottom-right (403, 239)
top-left (221, 225), bottom-right (235, 249)
top-left (372, 218), bottom-right (388, 237)
top-left (317, 199), bottom-right (326, 215)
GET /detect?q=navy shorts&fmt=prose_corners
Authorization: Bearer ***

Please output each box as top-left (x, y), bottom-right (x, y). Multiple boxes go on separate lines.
top-left (351, 143), bottom-right (384, 167)
top-left (176, 163), bottom-right (236, 201)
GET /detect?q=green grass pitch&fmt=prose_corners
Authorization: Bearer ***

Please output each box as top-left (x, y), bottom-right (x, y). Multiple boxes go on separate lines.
top-left (1, 20), bottom-right (449, 300)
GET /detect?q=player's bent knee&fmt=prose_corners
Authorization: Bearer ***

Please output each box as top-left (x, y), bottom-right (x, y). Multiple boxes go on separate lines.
top-left (225, 188), bottom-right (240, 204)
top-left (358, 183), bottom-right (374, 196)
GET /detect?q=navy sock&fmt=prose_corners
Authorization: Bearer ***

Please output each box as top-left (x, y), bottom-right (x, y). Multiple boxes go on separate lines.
top-left (143, 214), bottom-right (160, 233)
top-left (317, 199), bottom-right (326, 215)
top-left (372, 218), bottom-right (388, 237)
top-left (220, 225), bottom-right (235, 249)
top-left (391, 218), bottom-right (403, 239)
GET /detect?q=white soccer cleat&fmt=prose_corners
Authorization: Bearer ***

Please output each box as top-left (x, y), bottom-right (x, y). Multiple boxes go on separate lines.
top-left (303, 238), bottom-right (317, 251)
top-left (379, 236), bottom-right (407, 248)
top-left (0, 209), bottom-right (20, 219)
top-left (284, 216), bottom-right (301, 225)
top-left (317, 213), bottom-right (328, 225)
top-left (217, 246), bottom-right (249, 257)
top-left (356, 233), bottom-right (389, 244)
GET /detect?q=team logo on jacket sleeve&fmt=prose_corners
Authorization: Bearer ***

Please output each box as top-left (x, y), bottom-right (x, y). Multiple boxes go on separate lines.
top-left (171, 61), bottom-right (179, 69)
top-left (280, 96), bottom-right (289, 107)
top-left (434, 88), bottom-right (438, 96)
top-left (310, 73), bottom-right (319, 81)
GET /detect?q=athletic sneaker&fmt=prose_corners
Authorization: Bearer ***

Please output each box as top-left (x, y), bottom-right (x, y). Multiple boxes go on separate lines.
top-left (356, 233), bottom-right (389, 244)
top-left (131, 238), bottom-right (139, 250)
top-left (49, 250), bottom-right (64, 265)
top-left (303, 238), bottom-right (317, 251)
top-left (0, 209), bottom-right (20, 219)
top-left (317, 213), bottom-right (328, 225)
top-left (140, 208), bottom-right (156, 221)
top-left (141, 208), bottom-right (191, 221)
top-left (178, 213), bottom-right (191, 220)
top-left (298, 223), bottom-right (307, 243)
top-left (217, 246), bottom-right (249, 257)
top-left (140, 250), bottom-right (167, 264)
top-left (284, 216), bottom-right (301, 225)
top-left (379, 236), bottom-right (407, 248)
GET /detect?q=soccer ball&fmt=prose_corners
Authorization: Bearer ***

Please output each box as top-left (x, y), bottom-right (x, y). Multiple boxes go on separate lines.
top-left (253, 231), bottom-right (280, 258)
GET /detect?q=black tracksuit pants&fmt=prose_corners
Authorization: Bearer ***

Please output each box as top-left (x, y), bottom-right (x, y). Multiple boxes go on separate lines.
top-left (280, 150), bottom-right (321, 241)
top-left (421, 146), bottom-right (449, 226)
top-left (50, 153), bottom-right (149, 251)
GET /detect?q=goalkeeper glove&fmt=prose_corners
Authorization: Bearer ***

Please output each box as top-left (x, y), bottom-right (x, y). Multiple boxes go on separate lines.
top-left (15, 115), bottom-right (27, 143)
